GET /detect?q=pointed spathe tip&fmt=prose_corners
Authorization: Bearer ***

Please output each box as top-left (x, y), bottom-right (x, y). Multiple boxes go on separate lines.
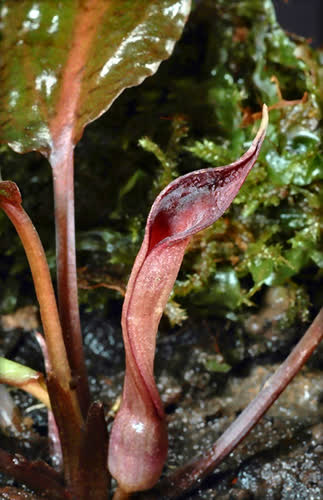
top-left (256, 104), bottom-right (268, 142)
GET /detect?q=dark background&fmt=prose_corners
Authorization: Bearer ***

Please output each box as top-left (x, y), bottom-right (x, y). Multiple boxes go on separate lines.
top-left (273, 0), bottom-right (323, 47)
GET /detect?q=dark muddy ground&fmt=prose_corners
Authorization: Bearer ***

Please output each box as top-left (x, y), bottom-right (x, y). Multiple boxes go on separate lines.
top-left (0, 302), bottom-right (322, 499)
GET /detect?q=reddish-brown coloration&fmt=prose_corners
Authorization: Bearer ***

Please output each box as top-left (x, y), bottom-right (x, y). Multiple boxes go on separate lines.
top-left (49, 1), bottom-right (109, 151)
top-left (0, 181), bottom-right (84, 493)
top-left (108, 106), bottom-right (268, 493)
top-left (78, 402), bottom-right (110, 499)
top-left (47, 0), bottom-right (105, 413)
top-left (0, 449), bottom-right (68, 499)
top-left (0, 180), bottom-right (22, 205)
top-left (0, 182), bottom-right (74, 398)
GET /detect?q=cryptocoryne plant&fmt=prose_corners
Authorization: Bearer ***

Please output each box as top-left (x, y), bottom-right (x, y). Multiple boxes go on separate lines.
top-left (0, 2), bottom-right (322, 499)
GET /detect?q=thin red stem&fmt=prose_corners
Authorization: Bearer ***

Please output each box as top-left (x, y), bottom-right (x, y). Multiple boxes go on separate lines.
top-left (0, 198), bottom-right (85, 493)
top-left (47, 0), bottom-right (109, 419)
top-left (156, 308), bottom-right (323, 499)
top-left (51, 146), bottom-right (90, 417)
top-left (1, 200), bottom-right (74, 396)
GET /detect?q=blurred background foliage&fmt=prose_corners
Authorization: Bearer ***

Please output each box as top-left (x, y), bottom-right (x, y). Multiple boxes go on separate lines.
top-left (0, 0), bottom-right (322, 331)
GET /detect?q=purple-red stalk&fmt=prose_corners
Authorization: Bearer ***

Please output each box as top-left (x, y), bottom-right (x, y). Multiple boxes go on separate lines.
top-left (0, 182), bottom-right (76, 403)
top-left (50, 146), bottom-right (90, 417)
top-left (0, 181), bottom-right (84, 494)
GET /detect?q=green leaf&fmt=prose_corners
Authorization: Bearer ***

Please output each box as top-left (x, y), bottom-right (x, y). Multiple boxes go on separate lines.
top-left (0, 0), bottom-right (191, 155)
top-left (192, 269), bottom-right (242, 311)
top-left (0, 357), bottom-right (39, 384)
top-left (203, 356), bottom-right (231, 374)
top-left (0, 357), bottom-right (50, 408)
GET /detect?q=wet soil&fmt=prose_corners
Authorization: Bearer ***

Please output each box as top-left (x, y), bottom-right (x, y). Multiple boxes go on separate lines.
top-left (0, 307), bottom-right (322, 499)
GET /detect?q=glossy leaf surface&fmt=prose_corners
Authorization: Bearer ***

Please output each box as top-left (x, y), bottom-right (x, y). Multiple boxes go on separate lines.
top-left (0, 0), bottom-right (191, 155)
top-left (108, 107), bottom-right (268, 492)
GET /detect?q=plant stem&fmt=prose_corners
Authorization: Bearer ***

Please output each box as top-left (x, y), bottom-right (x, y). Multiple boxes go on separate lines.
top-left (0, 448), bottom-right (69, 499)
top-left (1, 200), bottom-right (76, 402)
top-left (155, 308), bottom-right (323, 499)
top-left (113, 487), bottom-right (132, 500)
top-left (51, 146), bottom-right (90, 417)
top-left (78, 402), bottom-right (110, 499)
top-left (0, 197), bottom-right (85, 492)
